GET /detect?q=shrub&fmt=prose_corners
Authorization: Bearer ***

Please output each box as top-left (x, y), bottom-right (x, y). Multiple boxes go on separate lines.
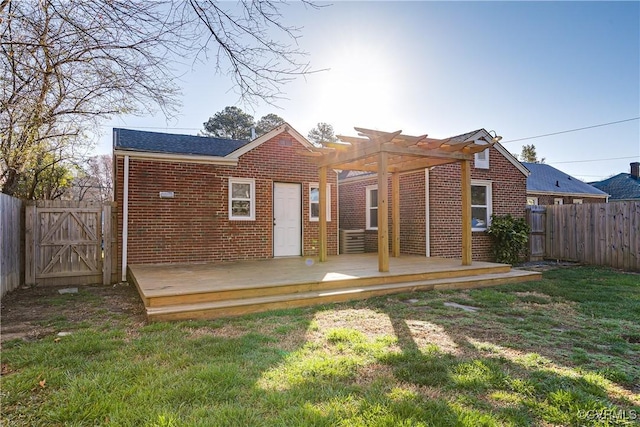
top-left (487, 214), bottom-right (530, 265)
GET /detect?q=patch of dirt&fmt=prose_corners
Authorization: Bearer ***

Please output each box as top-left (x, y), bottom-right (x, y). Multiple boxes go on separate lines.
top-left (310, 308), bottom-right (396, 343)
top-left (0, 283), bottom-right (146, 347)
top-left (516, 260), bottom-right (582, 272)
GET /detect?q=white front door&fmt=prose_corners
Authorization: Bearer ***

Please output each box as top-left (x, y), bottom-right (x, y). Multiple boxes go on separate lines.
top-left (273, 183), bottom-right (301, 257)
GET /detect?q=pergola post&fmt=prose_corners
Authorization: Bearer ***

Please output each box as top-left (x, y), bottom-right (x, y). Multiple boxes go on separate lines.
top-left (319, 165), bottom-right (328, 262)
top-left (461, 159), bottom-right (472, 265)
top-left (391, 171), bottom-right (400, 257)
top-left (378, 152), bottom-right (389, 272)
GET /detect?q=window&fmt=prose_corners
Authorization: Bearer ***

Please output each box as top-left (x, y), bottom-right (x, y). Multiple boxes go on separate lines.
top-left (229, 178), bottom-right (255, 220)
top-left (309, 183), bottom-right (331, 222)
top-left (554, 198), bottom-right (564, 205)
top-left (573, 199), bottom-right (583, 204)
top-left (527, 197), bottom-right (539, 206)
top-left (474, 147), bottom-right (489, 169)
top-left (471, 180), bottom-right (492, 231)
top-left (366, 185), bottom-right (378, 230)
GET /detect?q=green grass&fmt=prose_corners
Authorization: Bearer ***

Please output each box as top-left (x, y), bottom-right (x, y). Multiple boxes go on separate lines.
top-left (1, 266), bottom-right (638, 426)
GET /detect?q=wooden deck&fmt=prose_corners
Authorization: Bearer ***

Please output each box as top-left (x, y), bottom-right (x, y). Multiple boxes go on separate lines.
top-left (128, 254), bottom-right (542, 322)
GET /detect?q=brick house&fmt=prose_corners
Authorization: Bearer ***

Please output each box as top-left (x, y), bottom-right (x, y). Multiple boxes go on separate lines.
top-left (522, 162), bottom-right (609, 205)
top-left (113, 123), bottom-right (338, 280)
top-left (338, 128), bottom-right (529, 261)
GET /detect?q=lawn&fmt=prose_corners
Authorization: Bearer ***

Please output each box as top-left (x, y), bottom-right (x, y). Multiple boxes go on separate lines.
top-left (1, 266), bottom-right (638, 426)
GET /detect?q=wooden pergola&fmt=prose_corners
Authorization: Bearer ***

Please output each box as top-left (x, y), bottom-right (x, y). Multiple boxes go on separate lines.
top-left (301, 127), bottom-right (500, 272)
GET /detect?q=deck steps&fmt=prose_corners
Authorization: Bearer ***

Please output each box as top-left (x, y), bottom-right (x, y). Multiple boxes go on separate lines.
top-left (145, 269), bottom-right (542, 322)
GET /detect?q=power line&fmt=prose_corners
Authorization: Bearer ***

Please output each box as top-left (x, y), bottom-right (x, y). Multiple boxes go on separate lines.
top-left (548, 155), bottom-right (638, 165)
top-left (501, 117), bottom-right (640, 144)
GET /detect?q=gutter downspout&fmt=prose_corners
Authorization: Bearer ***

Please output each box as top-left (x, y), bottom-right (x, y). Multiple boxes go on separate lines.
top-left (121, 155), bottom-right (129, 282)
top-left (425, 168), bottom-right (430, 257)
top-left (336, 170), bottom-right (340, 255)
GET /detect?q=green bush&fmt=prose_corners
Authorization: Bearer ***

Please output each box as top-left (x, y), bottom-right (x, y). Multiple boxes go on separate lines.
top-left (486, 214), bottom-right (530, 265)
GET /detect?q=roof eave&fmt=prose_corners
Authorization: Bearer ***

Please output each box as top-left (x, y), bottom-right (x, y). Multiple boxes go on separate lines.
top-left (113, 149), bottom-right (238, 166)
top-left (527, 190), bottom-right (609, 198)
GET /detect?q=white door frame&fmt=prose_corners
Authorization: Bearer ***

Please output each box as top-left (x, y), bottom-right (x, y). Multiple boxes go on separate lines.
top-left (273, 182), bottom-right (302, 257)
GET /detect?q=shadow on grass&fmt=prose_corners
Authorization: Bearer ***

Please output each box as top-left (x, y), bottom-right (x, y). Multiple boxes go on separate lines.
top-left (2, 266), bottom-right (639, 426)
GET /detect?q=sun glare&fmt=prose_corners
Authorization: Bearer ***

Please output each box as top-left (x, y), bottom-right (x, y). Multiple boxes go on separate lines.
top-left (314, 43), bottom-right (398, 132)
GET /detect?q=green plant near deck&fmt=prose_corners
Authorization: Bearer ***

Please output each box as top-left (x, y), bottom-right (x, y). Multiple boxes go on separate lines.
top-left (487, 214), bottom-right (530, 264)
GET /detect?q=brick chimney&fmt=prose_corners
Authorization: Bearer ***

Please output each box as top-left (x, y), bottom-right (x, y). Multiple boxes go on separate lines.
top-left (631, 162), bottom-right (640, 179)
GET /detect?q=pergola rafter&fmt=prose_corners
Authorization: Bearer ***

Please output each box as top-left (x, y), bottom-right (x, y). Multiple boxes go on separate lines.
top-left (307, 127), bottom-right (501, 272)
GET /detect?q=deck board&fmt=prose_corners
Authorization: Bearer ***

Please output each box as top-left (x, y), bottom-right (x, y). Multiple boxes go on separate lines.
top-left (129, 254), bottom-right (509, 298)
top-left (128, 254), bottom-right (542, 321)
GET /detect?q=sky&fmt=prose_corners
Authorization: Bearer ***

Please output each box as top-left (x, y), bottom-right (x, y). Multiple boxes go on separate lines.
top-left (99, 1), bottom-right (640, 182)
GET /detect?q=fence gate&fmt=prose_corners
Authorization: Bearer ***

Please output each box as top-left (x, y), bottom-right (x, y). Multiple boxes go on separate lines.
top-left (526, 206), bottom-right (546, 261)
top-left (25, 201), bottom-right (112, 286)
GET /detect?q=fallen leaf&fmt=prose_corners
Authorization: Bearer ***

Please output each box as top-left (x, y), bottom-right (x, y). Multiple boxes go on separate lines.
top-left (39, 379), bottom-right (46, 388)
top-left (54, 338), bottom-right (61, 343)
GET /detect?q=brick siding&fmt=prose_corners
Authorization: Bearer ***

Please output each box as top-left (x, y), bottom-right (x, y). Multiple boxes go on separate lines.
top-left (114, 131), bottom-right (337, 276)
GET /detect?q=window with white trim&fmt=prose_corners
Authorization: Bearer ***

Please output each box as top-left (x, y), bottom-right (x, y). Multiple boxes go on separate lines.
top-left (527, 197), bottom-right (539, 206)
top-left (366, 185), bottom-right (378, 230)
top-left (554, 198), bottom-right (564, 205)
top-left (573, 199), bottom-right (583, 204)
top-left (229, 178), bottom-right (255, 220)
top-left (471, 180), bottom-right (492, 231)
top-left (309, 183), bottom-right (331, 222)
top-left (474, 147), bottom-right (489, 169)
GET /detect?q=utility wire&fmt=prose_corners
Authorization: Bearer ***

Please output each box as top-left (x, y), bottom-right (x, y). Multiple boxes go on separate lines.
top-left (106, 117), bottom-right (640, 140)
top-left (501, 117), bottom-right (640, 144)
top-left (549, 155), bottom-right (639, 165)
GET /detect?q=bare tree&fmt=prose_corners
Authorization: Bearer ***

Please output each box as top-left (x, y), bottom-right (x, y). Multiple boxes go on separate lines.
top-left (69, 155), bottom-right (113, 202)
top-left (1, 0), bottom-right (320, 196)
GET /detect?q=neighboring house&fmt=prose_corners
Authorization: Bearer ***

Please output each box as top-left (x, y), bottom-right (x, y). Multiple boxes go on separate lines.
top-left (522, 162), bottom-right (608, 205)
top-left (113, 123), bottom-right (338, 279)
top-left (339, 128), bottom-right (529, 261)
top-left (589, 162), bottom-right (640, 201)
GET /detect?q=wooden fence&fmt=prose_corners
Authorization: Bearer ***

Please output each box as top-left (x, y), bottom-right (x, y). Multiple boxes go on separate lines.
top-left (25, 200), bottom-right (117, 286)
top-left (1, 193), bottom-right (24, 299)
top-left (526, 202), bottom-right (640, 271)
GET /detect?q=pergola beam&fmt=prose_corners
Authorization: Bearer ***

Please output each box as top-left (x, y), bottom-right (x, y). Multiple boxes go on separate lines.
top-left (439, 140), bottom-right (475, 152)
top-left (381, 143), bottom-right (472, 161)
top-left (389, 157), bottom-right (454, 173)
top-left (317, 140), bottom-right (382, 168)
top-left (336, 135), bottom-right (372, 145)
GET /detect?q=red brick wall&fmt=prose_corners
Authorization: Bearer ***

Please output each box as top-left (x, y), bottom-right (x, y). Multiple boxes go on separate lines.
top-left (338, 146), bottom-right (527, 261)
top-left (339, 171), bottom-right (426, 255)
top-left (430, 149), bottom-right (526, 260)
top-left (114, 131), bottom-right (337, 275)
top-left (530, 194), bottom-right (606, 205)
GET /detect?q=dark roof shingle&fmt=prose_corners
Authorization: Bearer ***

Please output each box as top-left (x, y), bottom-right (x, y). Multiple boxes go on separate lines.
top-left (589, 173), bottom-right (640, 200)
top-left (113, 128), bottom-right (250, 157)
top-left (522, 162), bottom-right (608, 197)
